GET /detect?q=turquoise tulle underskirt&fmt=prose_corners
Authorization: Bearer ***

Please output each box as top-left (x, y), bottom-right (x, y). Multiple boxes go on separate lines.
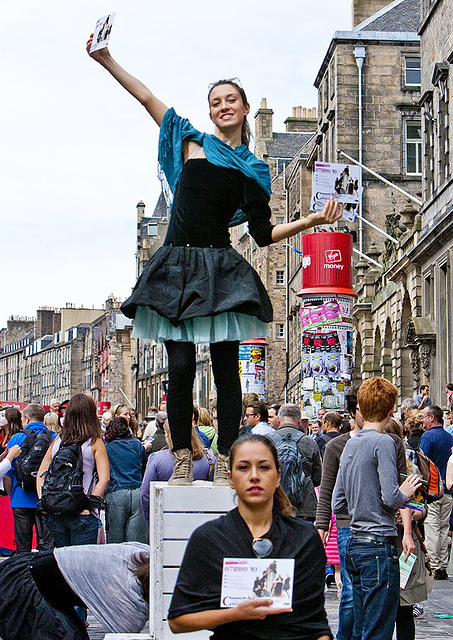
top-left (132, 306), bottom-right (269, 344)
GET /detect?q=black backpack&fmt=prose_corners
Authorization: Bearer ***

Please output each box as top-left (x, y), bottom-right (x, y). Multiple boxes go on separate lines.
top-left (268, 430), bottom-right (310, 509)
top-left (15, 428), bottom-right (53, 491)
top-left (40, 442), bottom-right (90, 516)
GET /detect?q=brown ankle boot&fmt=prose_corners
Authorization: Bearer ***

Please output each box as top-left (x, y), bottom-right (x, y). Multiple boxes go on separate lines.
top-left (168, 448), bottom-right (193, 486)
top-left (213, 453), bottom-right (230, 486)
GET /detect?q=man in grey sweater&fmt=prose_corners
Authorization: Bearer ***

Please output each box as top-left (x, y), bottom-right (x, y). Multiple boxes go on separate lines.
top-left (333, 377), bottom-right (421, 640)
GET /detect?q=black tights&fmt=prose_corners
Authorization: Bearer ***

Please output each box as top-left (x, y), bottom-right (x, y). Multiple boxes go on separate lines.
top-left (396, 605), bottom-right (415, 640)
top-left (164, 340), bottom-right (242, 455)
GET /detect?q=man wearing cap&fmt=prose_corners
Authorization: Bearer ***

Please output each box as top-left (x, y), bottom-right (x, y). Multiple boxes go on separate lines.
top-left (299, 410), bottom-right (311, 434)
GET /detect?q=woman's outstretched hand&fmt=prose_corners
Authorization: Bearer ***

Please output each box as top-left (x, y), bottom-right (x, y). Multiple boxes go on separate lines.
top-left (234, 599), bottom-right (292, 620)
top-left (307, 198), bottom-right (343, 227)
top-left (86, 33), bottom-right (110, 63)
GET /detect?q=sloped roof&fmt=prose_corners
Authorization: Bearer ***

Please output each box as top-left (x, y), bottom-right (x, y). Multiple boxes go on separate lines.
top-left (151, 191), bottom-right (168, 219)
top-left (355, 0), bottom-right (420, 33)
top-left (265, 132), bottom-right (315, 159)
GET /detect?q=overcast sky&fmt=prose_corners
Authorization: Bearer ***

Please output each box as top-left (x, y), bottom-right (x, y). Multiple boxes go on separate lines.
top-left (1, 0), bottom-right (353, 329)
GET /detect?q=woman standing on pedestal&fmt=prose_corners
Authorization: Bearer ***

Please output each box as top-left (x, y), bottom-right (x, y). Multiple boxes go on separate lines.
top-left (87, 35), bottom-right (342, 486)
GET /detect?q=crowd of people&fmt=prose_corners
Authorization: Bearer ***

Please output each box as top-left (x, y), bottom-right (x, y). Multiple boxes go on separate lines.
top-left (0, 379), bottom-right (452, 639)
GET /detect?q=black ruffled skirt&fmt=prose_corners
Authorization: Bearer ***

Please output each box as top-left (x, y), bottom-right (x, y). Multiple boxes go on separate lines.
top-left (121, 246), bottom-right (273, 343)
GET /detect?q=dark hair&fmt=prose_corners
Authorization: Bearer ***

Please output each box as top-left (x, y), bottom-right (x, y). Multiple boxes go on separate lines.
top-left (104, 417), bottom-right (132, 443)
top-left (193, 406), bottom-right (199, 424)
top-left (130, 551), bottom-right (149, 602)
top-left (207, 80), bottom-right (251, 148)
top-left (268, 404), bottom-right (281, 412)
top-left (345, 387), bottom-right (359, 417)
top-left (246, 401), bottom-right (268, 423)
top-left (324, 412), bottom-right (342, 430)
top-left (5, 408), bottom-right (22, 438)
top-left (446, 383), bottom-right (453, 391)
top-left (229, 434), bottom-right (293, 516)
top-left (420, 385), bottom-right (429, 392)
top-left (385, 417), bottom-right (404, 440)
top-left (426, 405), bottom-right (444, 424)
top-left (60, 393), bottom-right (102, 445)
top-left (22, 403), bottom-right (45, 423)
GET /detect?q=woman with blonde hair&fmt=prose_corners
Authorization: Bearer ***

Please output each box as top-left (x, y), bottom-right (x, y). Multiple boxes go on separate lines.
top-left (44, 411), bottom-right (60, 433)
top-left (111, 404), bottom-right (140, 438)
top-left (197, 407), bottom-right (219, 455)
top-left (140, 420), bottom-right (215, 521)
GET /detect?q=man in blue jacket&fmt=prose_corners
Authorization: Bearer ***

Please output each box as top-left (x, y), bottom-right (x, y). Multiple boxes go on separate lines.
top-left (420, 405), bottom-right (453, 579)
top-left (4, 403), bottom-right (55, 552)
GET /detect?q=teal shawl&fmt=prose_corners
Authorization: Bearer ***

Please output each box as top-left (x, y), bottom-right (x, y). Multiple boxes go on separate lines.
top-left (158, 108), bottom-right (271, 227)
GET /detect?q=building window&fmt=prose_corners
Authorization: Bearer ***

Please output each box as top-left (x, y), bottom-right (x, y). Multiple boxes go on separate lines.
top-left (423, 96), bottom-right (435, 198)
top-left (405, 120), bottom-right (422, 175)
top-left (275, 216), bottom-right (284, 225)
top-left (404, 57), bottom-right (421, 87)
top-left (438, 77), bottom-right (450, 183)
top-left (275, 323), bottom-right (285, 339)
top-left (276, 158), bottom-right (291, 175)
top-left (276, 270), bottom-right (285, 285)
top-left (323, 71), bottom-right (329, 112)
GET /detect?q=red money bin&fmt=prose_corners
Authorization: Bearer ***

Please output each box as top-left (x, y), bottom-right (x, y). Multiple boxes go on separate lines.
top-left (298, 232), bottom-right (356, 296)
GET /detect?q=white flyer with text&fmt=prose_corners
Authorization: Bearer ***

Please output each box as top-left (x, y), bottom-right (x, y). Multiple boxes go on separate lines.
top-left (220, 558), bottom-right (295, 609)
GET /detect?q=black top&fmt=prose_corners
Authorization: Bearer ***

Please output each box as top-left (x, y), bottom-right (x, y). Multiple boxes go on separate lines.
top-left (30, 551), bottom-right (86, 610)
top-left (164, 159), bottom-right (275, 248)
top-left (168, 508), bottom-right (331, 640)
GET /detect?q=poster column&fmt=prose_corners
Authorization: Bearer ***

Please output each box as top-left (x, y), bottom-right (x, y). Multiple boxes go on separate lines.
top-left (239, 339), bottom-right (268, 401)
top-left (298, 233), bottom-right (356, 419)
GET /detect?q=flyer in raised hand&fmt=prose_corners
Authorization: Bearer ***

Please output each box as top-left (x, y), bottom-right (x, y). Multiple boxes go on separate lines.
top-left (220, 558), bottom-right (295, 609)
top-left (90, 13), bottom-right (116, 53)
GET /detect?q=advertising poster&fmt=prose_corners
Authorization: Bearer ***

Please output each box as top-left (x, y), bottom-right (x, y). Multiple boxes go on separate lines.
top-left (239, 345), bottom-right (266, 400)
top-left (299, 294), bottom-right (354, 418)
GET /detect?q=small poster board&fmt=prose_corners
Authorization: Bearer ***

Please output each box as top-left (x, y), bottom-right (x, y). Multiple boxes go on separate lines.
top-left (221, 558), bottom-right (294, 609)
top-left (310, 161), bottom-right (363, 222)
top-left (90, 12), bottom-right (116, 53)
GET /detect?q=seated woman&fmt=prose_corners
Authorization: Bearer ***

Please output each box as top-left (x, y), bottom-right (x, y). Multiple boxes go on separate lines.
top-left (104, 417), bottom-right (148, 543)
top-left (0, 542), bottom-right (149, 640)
top-left (140, 420), bottom-right (215, 522)
top-left (168, 434), bottom-right (331, 640)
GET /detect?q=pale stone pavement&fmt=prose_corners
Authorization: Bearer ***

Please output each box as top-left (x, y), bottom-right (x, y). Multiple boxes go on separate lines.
top-left (86, 577), bottom-right (453, 639)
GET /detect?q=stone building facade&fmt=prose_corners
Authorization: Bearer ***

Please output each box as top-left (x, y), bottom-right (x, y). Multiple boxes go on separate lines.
top-left (0, 302), bottom-right (135, 410)
top-left (305, 0), bottom-right (425, 406)
top-left (404, 0), bottom-right (453, 404)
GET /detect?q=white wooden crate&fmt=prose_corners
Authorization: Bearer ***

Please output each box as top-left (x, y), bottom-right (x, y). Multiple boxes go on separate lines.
top-left (149, 482), bottom-right (236, 640)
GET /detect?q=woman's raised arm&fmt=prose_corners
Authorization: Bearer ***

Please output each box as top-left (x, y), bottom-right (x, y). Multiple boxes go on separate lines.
top-left (86, 34), bottom-right (168, 126)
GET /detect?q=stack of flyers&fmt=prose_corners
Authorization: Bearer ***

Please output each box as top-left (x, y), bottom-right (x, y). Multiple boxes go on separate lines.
top-left (221, 558), bottom-right (295, 609)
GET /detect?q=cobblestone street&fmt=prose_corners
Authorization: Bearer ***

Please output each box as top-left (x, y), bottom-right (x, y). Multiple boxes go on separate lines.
top-left (86, 577), bottom-right (453, 639)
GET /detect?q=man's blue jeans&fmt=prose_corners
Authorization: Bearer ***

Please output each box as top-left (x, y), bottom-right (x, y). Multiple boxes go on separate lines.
top-left (46, 513), bottom-right (99, 547)
top-left (346, 536), bottom-right (400, 640)
top-left (337, 527), bottom-right (359, 640)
